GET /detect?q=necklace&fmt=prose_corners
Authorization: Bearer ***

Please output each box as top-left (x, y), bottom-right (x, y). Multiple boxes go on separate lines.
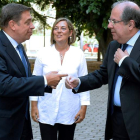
top-left (55, 45), bottom-right (69, 61)
top-left (59, 46), bottom-right (69, 61)
top-left (60, 54), bottom-right (63, 60)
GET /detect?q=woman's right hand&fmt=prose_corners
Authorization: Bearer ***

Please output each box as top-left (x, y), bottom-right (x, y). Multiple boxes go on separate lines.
top-left (31, 101), bottom-right (39, 123)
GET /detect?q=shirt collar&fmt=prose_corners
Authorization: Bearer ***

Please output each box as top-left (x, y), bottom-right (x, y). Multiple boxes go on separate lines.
top-left (127, 30), bottom-right (140, 47)
top-left (3, 31), bottom-right (18, 49)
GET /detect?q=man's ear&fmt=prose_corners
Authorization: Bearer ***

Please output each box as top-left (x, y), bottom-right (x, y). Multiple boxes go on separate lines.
top-left (8, 20), bottom-right (16, 31)
top-left (128, 20), bottom-right (135, 29)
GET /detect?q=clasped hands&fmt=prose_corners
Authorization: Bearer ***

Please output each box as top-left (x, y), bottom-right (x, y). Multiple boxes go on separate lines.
top-left (114, 48), bottom-right (129, 64)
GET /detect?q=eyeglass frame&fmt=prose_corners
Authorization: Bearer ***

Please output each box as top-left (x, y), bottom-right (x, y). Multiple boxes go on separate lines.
top-left (108, 18), bottom-right (123, 25)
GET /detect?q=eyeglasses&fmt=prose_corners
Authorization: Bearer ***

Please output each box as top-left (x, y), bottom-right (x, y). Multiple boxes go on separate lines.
top-left (108, 19), bottom-right (123, 25)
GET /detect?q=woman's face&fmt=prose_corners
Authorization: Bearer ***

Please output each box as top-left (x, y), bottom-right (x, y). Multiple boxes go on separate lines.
top-left (53, 21), bottom-right (72, 43)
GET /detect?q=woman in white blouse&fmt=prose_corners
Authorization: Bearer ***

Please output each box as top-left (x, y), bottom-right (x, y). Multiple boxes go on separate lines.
top-left (30, 17), bottom-right (90, 140)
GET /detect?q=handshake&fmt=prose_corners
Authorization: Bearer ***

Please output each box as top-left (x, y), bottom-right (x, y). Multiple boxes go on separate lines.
top-left (45, 72), bottom-right (79, 89)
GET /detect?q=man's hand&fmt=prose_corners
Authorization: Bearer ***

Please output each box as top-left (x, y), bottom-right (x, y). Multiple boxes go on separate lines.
top-left (65, 76), bottom-right (79, 89)
top-left (114, 48), bottom-right (129, 64)
top-left (45, 71), bottom-right (68, 87)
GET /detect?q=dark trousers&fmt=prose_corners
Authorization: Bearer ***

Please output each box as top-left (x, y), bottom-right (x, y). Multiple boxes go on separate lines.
top-left (20, 118), bottom-right (33, 140)
top-left (39, 122), bottom-right (76, 140)
top-left (111, 106), bottom-right (130, 140)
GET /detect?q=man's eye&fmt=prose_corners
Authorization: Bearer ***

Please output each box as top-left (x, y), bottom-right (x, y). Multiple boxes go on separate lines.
top-left (26, 22), bottom-right (30, 25)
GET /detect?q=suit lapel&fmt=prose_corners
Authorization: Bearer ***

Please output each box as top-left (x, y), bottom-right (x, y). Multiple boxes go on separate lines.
top-left (121, 36), bottom-right (140, 88)
top-left (129, 36), bottom-right (140, 59)
top-left (0, 31), bottom-right (27, 76)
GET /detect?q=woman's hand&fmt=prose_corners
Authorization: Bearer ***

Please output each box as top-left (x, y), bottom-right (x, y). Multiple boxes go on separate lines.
top-left (75, 105), bottom-right (87, 123)
top-left (31, 101), bottom-right (39, 123)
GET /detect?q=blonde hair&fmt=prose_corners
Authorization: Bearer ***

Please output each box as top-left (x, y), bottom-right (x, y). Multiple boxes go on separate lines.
top-left (50, 17), bottom-right (76, 45)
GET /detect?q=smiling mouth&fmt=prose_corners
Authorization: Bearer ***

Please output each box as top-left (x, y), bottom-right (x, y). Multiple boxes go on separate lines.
top-left (57, 35), bottom-right (62, 38)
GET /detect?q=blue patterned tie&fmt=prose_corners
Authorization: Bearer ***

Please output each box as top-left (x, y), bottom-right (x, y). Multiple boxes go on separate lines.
top-left (17, 44), bottom-right (28, 76)
top-left (122, 43), bottom-right (128, 51)
top-left (17, 44), bottom-right (29, 119)
top-left (111, 43), bottom-right (128, 114)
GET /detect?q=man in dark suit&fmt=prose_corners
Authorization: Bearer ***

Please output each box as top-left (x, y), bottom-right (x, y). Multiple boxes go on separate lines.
top-left (66, 1), bottom-right (140, 140)
top-left (0, 3), bottom-right (67, 140)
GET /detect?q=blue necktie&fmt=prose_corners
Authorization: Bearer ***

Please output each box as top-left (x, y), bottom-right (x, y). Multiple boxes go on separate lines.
top-left (17, 44), bottom-right (29, 119)
top-left (17, 44), bottom-right (28, 77)
top-left (111, 43), bottom-right (128, 114)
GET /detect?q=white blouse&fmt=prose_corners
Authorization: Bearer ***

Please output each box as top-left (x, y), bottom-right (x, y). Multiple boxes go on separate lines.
top-left (30, 45), bottom-right (90, 125)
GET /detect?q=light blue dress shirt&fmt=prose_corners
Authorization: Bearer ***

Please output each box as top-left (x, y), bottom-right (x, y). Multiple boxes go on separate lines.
top-left (114, 30), bottom-right (140, 106)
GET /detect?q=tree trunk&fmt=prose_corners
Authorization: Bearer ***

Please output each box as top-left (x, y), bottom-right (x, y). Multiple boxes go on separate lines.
top-left (44, 24), bottom-right (45, 47)
top-left (95, 29), bottom-right (113, 60)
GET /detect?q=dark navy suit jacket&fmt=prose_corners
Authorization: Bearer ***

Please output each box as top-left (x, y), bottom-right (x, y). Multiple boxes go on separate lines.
top-left (0, 30), bottom-right (51, 140)
top-left (73, 39), bottom-right (140, 140)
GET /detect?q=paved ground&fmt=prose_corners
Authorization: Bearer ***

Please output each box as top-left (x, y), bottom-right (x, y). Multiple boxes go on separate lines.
top-left (31, 85), bottom-right (108, 140)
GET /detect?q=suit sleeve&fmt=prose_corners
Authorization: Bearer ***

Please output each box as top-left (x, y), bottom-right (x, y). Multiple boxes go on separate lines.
top-left (73, 43), bottom-right (111, 93)
top-left (0, 56), bottom-right (45, 97)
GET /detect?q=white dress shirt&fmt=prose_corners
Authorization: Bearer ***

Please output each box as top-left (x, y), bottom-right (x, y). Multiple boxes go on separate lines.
top-left (3, 31), bottom-right (19, 55)
top-left (30, 45), bottom-right (90, 125)
top-left (114, 30), bottom-right (140, 106)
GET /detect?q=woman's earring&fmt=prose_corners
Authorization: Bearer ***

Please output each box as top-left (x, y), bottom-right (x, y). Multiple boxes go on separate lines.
top-left (69, 36), bottom-right (72, 43)
top-left (69, 36), bottom-right (72, 41)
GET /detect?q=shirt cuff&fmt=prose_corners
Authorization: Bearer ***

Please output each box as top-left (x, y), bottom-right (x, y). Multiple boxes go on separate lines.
top-left (119, 56), bottom-right (128, 66)
top-left (30, 96), bottom-right (38, 101)
top-left (81, 101), bottom-right (90, 105)
top-left (74, 78), bottom-right (81, 92)
top-left (44, 75), bottom-right (48, 87)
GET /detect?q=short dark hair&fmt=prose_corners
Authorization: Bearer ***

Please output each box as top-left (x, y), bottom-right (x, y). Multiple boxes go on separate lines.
top-left (121, 6), bottom-right (140, 29)
top-left (0, 3), bottom-right (31, 29)
top-left (51, 17), bottom-right (76, 45)
top-left (112, 0), bottom-right (140, 29)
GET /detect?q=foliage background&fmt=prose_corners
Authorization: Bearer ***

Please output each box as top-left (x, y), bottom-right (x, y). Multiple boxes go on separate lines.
top-left (0, 0), bottom-right (140, 59)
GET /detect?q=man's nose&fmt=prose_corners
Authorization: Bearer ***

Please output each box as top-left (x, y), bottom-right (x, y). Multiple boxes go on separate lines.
top-left (108, 22), bottom-right (113, 29)
top-left (30, 22), bottom-right (35, 29)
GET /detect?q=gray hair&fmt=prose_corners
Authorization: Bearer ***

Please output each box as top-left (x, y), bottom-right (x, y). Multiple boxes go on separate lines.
top-left (51, 17), bottom-right (76, 45)
top-left (0, 3), bottom-right (31, 29)
top-left (112, 0), bottom-right (130, 8)
top-left (112, 0), bottom-right (140, 29)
